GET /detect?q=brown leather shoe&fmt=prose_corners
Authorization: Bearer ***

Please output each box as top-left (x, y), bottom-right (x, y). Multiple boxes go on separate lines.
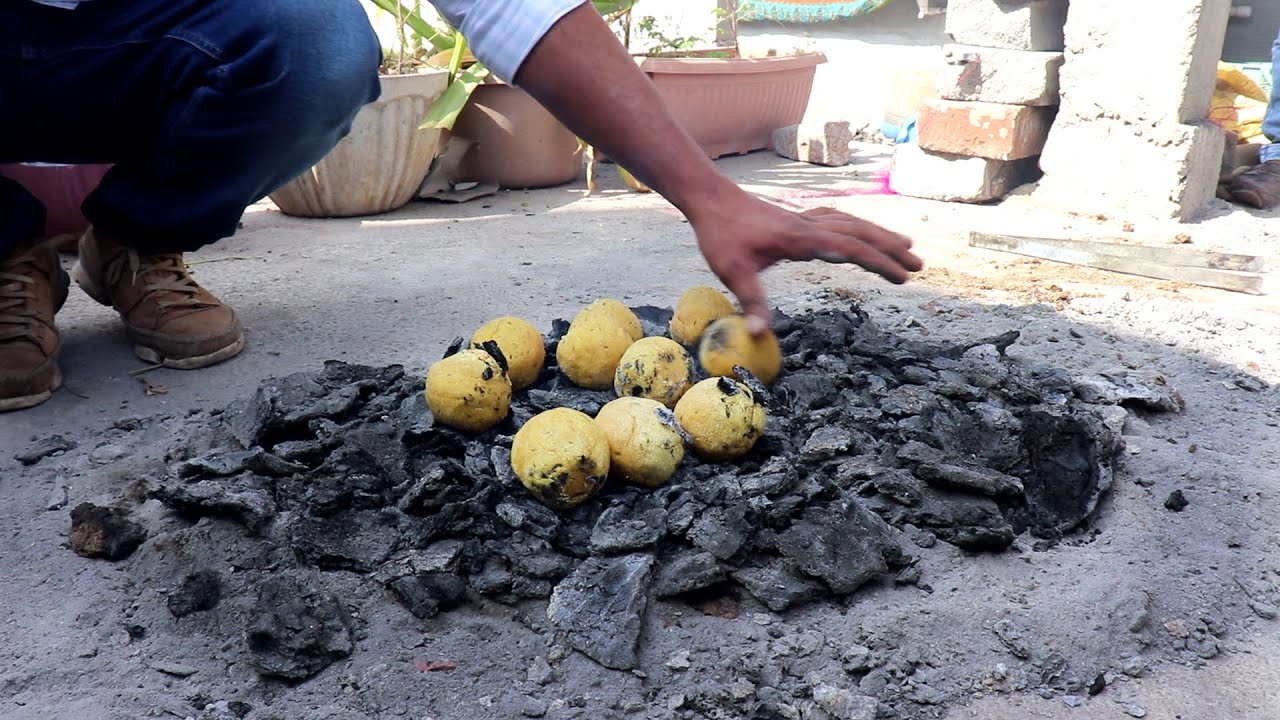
top-left (72, 228), bottom-right (244, 369)
top-left (1227, 159), bottom-right (1280, 209)
top-left (0, 239), bottom-right (69, 411)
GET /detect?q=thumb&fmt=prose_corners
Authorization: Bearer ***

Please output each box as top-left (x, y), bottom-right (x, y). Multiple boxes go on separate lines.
top-left (723, 270), bottom-right (773, 336)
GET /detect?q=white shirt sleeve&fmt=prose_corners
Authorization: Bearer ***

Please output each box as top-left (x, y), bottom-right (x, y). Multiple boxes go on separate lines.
top-left (430, 0), bottom-right (587, 84)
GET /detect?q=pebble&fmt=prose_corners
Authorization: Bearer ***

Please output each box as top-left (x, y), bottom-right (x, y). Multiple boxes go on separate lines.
top-left (752, 613), bottom-right (774, 626)
top-left (527, 656), bottom-right (553, 685)
top-left (1249, 601), bottom-right (1277, 620)
top-left (520, 698), bottom-right (548, 718)
top-left (1062, 695), bottom-right (1083, 708)
top-left (1122, 701), bottom-right (1147, 717)
top-left (665, 649), bottom-right (691, 671)
top-left (150, 661), bottom-right (199, 678)
top-left (45, 484), bottom-right (69, 511)
top-left (1120, 656), bottom-right (1146, 678)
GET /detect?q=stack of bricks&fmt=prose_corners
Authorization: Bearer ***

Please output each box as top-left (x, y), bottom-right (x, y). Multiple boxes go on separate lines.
top-left (1032, 0), bottom-right (1230, 221)
top-left (891, 0), bottom-right (1068, 203)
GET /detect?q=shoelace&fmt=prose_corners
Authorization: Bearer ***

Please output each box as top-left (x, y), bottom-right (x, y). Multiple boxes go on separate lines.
top-left (0, 251), bottom-right (46, 344)
top-left (104, 249), bottom-right (216, 312)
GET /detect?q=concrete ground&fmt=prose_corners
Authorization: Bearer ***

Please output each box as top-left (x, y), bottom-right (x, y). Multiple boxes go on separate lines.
top-left (3, 149), bottom-right (1278, 719)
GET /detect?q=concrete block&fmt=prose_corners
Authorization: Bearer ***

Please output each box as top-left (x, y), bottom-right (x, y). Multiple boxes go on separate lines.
top-left (1057, 0), bottom-right (1230, 125)
top-left (945, 0), bottom-right (1069, 51)
top-left (937, 44), bottom-right (1062, 106)
top-left (1035, 120), bottom-right (1224, 221)
top-left (890, 143), bottom-right (1040, 202)
top-left (772, 122), bottom-right (854, 166)
top-left (917, 99), bottom-right (1055, 160)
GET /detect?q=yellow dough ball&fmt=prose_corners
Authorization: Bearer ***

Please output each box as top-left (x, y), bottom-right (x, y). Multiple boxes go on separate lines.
top-left (594, 397), bottom-right (686, 488)
top-left (471, 316), bottom-right (545, 390)
top-left (613, 336), bottom-right (695, 408)
top-left (674, 376), bottom-right (766, 462)
top-left (669, 285), bottom-right (735, 345)
top-left (575, 298), bottom-right (643, 342)
top-left (424, 347), bottom-right (512, 433)
top-left (556, 315), bottom-right (635, 390)
top-left (511, 408), bottom-right (611, 509)
top-left (698, 315), bottom-right (783, 385)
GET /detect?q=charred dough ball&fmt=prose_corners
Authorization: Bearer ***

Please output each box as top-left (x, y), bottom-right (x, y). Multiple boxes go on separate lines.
top-left (556, 314), bottom-right (634, 390)
top-left (575, 298), bottom-right (643, 342)
top-left (698, 315), bottom-right (782, 384)
top-left (471, 316), bottom-right (545, 390)
top-left (669, 285), bottom-right (735, 345)
top-left (511, 408), bottom-right (611, 509)
top-left (595, 397), bottom-right (686, 488)
top-left (424, 348), bottom-right (512, 432)
top-left (613, 336), bottom-right (695, 408)
top-left (673, 376), bottom-right (766, 461)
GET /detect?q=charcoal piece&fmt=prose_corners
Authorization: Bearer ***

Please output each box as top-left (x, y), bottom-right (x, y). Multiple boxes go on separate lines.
top-left (290, 510), bottom-right (401, 571)
top-left (523, 388), bottom-right (612, 416)
top-left (389, 572), bottom-right (466, 618)
top-left (511, 576), bottom-right (554, 599)
top-left (495, 501), bottom-right (561, 540)
top-left (687, 505), bottom-right (749, 560)
top-left (653, 551), bottom-right (726, 598)
top-left (878, 385), bottom-right (941, 417)
top-left (14, 433), bottom-right (77, 466)
top-left (1008, 407), bottom-right (1120, 538)
top-left (470, 557), bottom-right (515, 596)
top-left (546, 554), bottom-right (653, 670)
top-left (1072, 372), bottom-right (1185, 412)
top-left (246, 573), bottom-right (353, 680)
top-left (68, 503), bottom-right (146, 561)
top-left (396, 392), bottom-right (434, 436)
top-left (732, 561), bottom-right (823, 612)
top-left (244, 450), bottom-right (307, 478)
top-left (397, 461), bottom-right (475, 516)
top-left (899, 366), bottom-right (938, 385)
top-left (168, 570), bottom-right (223, 617)
top-left (903, 490), bottom-right (1016, 551)
top-left (154, 476), bottom-right (277, 533)
top-left (776, 498), bottom-right (906, 594)
top-left (590, 496), bottom-right (666, 554)
top-left (913, 463), bottom-right (1024, 498)
top-left (800, 427), bottom-right (855, 460)
top-left (631, 305), bottom-right (674, 338)
top-left (777, 369), bottom-right (842, 413)
top-left (740, 457), bottom-right (798, 497)
top-left (1164, 490), bottom-right (1189, 512)
top-left (497, 534), bottom-right (574, 580)
top-left (871, 469), bottom-right (926, 507)
top-left (178, 451), bottom-right (255, 479)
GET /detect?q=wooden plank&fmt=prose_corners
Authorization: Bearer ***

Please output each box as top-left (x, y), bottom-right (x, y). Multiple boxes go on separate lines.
top-left (970, 232), bottom-right (1265, 295)
top-left (970, 232), bottom-right (1265, 272)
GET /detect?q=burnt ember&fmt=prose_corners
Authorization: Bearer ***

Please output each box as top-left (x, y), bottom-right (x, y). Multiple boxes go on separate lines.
top-left (150, 305), bottom-right (1148, 675)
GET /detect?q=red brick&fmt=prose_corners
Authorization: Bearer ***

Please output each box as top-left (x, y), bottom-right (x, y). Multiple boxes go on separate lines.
top-left (917, 99), bottom-right (1055, 161)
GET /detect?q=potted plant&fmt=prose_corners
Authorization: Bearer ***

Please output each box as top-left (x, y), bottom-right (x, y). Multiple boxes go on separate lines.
top-left (268, 1), bottom-right (458, 217)
top-left (622, 2), bottom-right (826, 159)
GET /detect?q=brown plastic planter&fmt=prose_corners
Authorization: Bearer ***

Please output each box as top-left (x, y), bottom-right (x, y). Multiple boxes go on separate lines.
top-left (452, 81), bottom-right (583, 189)
top-left (640, 52), bottom-right (826, 159)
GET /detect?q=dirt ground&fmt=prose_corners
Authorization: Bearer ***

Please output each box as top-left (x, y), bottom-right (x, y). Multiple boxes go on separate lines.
top-left (2, 149), bottom-right (1278, 720)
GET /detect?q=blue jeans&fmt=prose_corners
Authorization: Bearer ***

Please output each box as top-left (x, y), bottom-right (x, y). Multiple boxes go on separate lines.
top-left (1265, 26), bottom-right (1280, 163)
top-left (0, 0), bottom-right (382, 256)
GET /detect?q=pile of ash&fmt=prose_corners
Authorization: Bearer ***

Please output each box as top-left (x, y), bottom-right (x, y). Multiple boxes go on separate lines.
top-left (149, 305), bottom-right (1147, 680)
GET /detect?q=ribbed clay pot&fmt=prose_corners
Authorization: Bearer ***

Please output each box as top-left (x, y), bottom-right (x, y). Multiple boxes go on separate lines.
top-left (270, 69), bottom-right (449, 217)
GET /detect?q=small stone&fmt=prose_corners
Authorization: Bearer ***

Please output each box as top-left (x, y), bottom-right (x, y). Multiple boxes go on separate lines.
top-left (1249, 601), bottom-right (1278, 620)
top-left (752, 613), bottom-right (774, 626)
top-left (666, 649), bottom-right (691, 671)
top-left (993, 619), bottom-right (1032, 659)
top-left (840, 644), bottom-right (875, 672)
top-left (68, 503), bottom-right (146, 561)
top-left (521, 698), bottom-right (549, 718)
top-left (812, 684), bottom-right (879, 720)
top-left (1120, 656), bottom-right (1146, 677)
top-left (15, 434), bottom-right (77, 466)
top-left (1164, 490), bottom-right (1189, 512)
top-left (1062, 695), bottom-right (1083, 708)
top-left (1163, 620), bottom-right (1190, 639)
top-left (546, 554), bottom-right (653, 670)
top-left (45, 484), bottom-right (69, 511)
top-left (527, 656), bottom-right (554, 685)
top-left (772, 121), bottom-right (854, 167)
top-left (1122, 701), bottom-right (1147, 718)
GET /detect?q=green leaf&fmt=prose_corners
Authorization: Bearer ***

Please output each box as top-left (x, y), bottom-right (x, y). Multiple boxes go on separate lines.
top-left (420, 63), bottom-right (490, 131)
top-left (365, 0), bottom-right (455, 52)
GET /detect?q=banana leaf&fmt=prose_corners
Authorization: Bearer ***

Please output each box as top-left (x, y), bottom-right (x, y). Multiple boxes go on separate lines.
top-left (420, 62), bottom-right (490, 131)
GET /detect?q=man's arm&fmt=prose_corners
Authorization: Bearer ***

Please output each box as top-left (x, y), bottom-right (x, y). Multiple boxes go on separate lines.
top-left (491, 3), bottom-right (925, 332)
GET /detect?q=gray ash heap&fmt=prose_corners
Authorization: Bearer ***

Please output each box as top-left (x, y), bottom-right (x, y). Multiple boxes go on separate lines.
top-left (155, 304), bottom-right (1134, 677)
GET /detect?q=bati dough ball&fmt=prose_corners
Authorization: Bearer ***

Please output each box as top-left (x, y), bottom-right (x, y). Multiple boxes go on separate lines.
top-left (575, 298), bottom-right (643, 342)
top-left (556, 314), bottom-right (635, 390)
top-left (674, 376), bottom-right (766, 462)
top-left (511, 408), bottom-right (611, 509)
top-left (595, 397), bottom-right (686, 488)
top-left (698, 315), bottom-right (783, 385)
top-left (425, 347), bottom-right (512, 433)
top-left (669, 285), bottom-right (735, 345)
top-left (613, 336), bottom-right (695, 408)
top-left (471, 316), bottom-right (545, 390)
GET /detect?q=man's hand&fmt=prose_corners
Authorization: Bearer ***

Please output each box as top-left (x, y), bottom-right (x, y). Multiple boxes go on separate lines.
top-left (514, 4), bottom-right (923, 332)
top-left (687, 189), bottom-right (923, 333)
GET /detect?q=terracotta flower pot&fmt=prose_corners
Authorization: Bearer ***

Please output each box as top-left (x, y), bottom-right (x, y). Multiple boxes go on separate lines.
top-left (639, 53), bottom-right (827, 159)
top-left (269, 69), bottom-right (450, 217)
top-left (452, 81), bottom-right (582, 189)
top-left (0, 162), bottom-right (111, 238)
